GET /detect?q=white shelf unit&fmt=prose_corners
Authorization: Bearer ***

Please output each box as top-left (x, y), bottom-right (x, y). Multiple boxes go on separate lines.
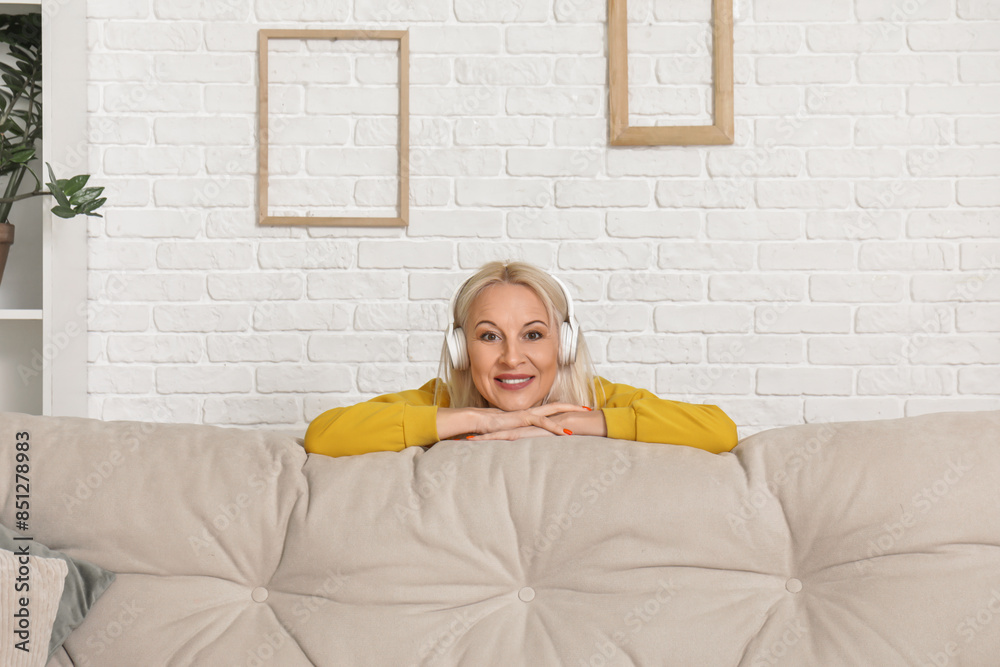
top-left (0, 310), bottom-right (43, 319)
top-left (0, 0), bottom-right (87, 416)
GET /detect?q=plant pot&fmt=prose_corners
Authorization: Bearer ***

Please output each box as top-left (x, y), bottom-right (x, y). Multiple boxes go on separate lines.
top-left (0, 223), bottom-right (12, 287)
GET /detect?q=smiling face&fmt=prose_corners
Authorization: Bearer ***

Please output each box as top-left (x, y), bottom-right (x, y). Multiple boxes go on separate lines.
top-left (465, 282), bottom-right (560, 411)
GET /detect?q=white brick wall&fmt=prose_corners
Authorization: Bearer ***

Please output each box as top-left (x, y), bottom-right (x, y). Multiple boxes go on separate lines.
top-left (86, 0), bottom-right (1000, 437)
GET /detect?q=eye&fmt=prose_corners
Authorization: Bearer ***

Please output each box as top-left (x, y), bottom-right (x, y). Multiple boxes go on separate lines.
top-left (479, 332), bottom-right (500, 342)
top-left (526, 330), bottom-right (544, 341)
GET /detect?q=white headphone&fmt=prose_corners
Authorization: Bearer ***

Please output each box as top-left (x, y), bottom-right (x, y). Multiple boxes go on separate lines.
top-left (446, 274), bottom-right (580, 371)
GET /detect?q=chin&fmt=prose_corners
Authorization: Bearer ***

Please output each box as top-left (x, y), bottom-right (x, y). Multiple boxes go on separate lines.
top-left (496, 391), bottom-right (546, 411)
top-left (497, 397), bottom-right (535, 411)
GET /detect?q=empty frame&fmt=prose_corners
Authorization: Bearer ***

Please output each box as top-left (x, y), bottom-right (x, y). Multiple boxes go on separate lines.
top-left (608, 0), bottom-right (734, 146)
top-left (258, 29), bottom-right (409, 227)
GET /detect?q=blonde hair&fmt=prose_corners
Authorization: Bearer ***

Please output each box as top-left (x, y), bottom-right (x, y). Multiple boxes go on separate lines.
top-left (433, 261), bottom-right (604, 409)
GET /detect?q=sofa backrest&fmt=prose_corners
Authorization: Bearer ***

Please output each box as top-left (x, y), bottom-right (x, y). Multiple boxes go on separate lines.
top-left (2, 409), bottom-right (999, 666)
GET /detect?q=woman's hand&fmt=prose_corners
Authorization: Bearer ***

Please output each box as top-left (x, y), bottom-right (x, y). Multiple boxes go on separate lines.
top-left (469, 405), bottom-right (608, 441)
top-left (437, 404), bottom-right (605, 442)
top-left (475, 403), bottom-right (590, 438)
top-left (467, 425), bottom-right (552, 441)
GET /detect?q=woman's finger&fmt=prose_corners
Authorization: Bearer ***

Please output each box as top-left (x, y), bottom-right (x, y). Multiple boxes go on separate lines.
top-left (531, 403), bottom-right (591, 416)
top-left (470, 426), bottom-right (553, 441)
top-left (475, 404), bottom-right (591, 434)
top-left (469, 430), bottom-right (518, 441)
top-left (527, 413), bottom-right (573, 437)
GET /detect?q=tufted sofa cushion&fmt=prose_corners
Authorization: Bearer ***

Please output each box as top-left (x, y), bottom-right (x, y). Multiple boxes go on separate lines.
top-left (0, 409), bottom-right (997, 666)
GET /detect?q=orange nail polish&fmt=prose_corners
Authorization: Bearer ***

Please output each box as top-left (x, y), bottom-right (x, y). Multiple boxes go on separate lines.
top-left (582, 406), bottom-right (592, 411)
top-left (563, 429), bottom-right (573, 435)
top-left (466, 435), bottom-right (474, 439)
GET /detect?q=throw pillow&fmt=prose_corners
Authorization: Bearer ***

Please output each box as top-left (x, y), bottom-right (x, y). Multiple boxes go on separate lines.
top-left (0, 523), bottom-right (116, 661)
top-left (0, 548), bottom-right (68, 667)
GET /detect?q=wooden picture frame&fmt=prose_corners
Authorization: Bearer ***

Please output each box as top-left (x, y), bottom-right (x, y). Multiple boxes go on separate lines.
top-left (607, 0), bottom-right (734, 146)
top-left (257, 29), bottom-right (409, 227)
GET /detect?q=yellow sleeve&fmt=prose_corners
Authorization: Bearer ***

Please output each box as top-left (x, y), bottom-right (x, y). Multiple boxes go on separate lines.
top-left (304, 379), bottom-right (445, 457)
top-left (595, 377), bottom-right (739, 454)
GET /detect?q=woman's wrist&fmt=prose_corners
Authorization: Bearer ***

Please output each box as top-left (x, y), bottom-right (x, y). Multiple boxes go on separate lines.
top-left (556, 409), bottom-right (607, 437)
top-left (436, 407), bottom-right (480, 440)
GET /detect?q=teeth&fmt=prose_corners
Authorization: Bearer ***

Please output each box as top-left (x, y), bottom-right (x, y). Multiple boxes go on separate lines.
top-left (498, 377), bottom-right (531, 384)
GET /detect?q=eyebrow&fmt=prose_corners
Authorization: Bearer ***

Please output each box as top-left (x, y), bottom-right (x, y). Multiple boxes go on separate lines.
top-left (475, 320), bottom-right (548, 329)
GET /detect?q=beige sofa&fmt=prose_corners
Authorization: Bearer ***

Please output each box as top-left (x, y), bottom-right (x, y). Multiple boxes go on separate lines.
top-left (1, 408), bottom-right (999, 666)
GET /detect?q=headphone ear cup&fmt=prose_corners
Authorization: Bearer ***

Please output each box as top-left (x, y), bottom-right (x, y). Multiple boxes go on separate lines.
top-left (447, 327), bottom-right (468, 371)
top-left (560, 320), bottom-right (578, 366)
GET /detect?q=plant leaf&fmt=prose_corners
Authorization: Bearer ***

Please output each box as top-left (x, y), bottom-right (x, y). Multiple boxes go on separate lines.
top-left (69, 186), bottom-right (103, 205)
top-left (21, 162), bottom-right (42, 191)
top-left (45, 163), bottom-right (71, 208)
top-left (62, 174), bottom-right (89, 196)
top-left (9, 147), bottom-right (34, 163)
top-left (51, 205), bottom-right (76, 219)
top-left (2, 74), bottom-right (25, 94)
top-left (0, 62), bottom-right (22, 77)
top-left (8, 45), bottom-right (38, 65)
top-left (77, 197), bottom-right (106, 216)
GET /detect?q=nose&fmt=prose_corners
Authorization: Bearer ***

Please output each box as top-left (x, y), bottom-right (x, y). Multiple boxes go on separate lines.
top-left (500, 338), bottom-right (525, 366)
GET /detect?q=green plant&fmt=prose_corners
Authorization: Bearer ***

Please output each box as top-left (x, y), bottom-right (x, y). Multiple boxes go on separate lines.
top-left (0, 12), bottom-right (105, 224)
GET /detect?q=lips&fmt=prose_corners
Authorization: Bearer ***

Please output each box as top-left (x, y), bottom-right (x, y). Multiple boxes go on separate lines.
top-left (494, 375), bottom-right (535, 390)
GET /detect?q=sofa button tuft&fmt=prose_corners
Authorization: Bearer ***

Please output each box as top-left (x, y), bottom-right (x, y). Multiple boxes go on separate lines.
top-left (252, 587), bottom-right (269, 602)
top-left (785, 578), bottom-right (802, 594)
top-left (518, 586), bottom-right (535, 602)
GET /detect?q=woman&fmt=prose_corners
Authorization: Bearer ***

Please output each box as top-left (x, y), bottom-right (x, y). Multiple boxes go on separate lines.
top-left (304, 261), bottom-right (738, 457)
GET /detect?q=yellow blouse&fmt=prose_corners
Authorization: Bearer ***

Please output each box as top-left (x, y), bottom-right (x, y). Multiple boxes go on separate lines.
top-left (304, 376), bottom-right (739, 458)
